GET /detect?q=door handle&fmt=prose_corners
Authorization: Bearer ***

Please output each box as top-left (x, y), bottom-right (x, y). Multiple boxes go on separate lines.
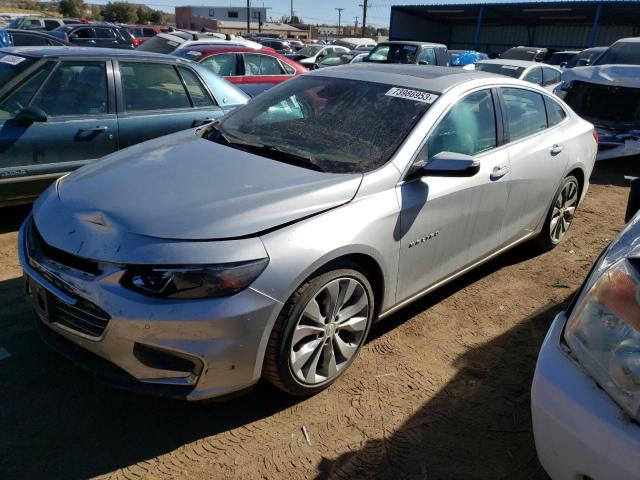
top-left (79, 126), bottom-right (109, 132)
top-left (191, 118), bottom-right (216, 127)
top-left (550, 144), bottom-right (564, 155)
top-left (490, 165), bottom-right (509, 180)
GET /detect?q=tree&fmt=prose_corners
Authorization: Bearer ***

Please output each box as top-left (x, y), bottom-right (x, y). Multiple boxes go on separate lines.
top-left (136, 6), bottom-right (149, 24)
top-left (58, 0), bottom-right (85, 18)
top-left (148, 10), bottom-right (164, 24)
top-left (102, 2), bottom-right (137, 23)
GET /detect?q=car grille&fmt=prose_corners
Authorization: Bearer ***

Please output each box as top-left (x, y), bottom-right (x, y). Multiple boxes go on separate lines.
top-left (564, 81), bottom-right (640, 128)
top-left (49, 296), bottom-right (111, 338)
top-left (29, 219), bottom-right (102, 276)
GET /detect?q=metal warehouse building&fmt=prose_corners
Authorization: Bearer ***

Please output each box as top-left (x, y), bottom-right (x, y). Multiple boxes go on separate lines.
top-left (389, 0), bottom-right (640, 55)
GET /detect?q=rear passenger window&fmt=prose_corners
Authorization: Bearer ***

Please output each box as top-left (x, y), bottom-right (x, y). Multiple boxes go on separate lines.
top-left (95, 28), bottom-right (115, 39)
top-left (201, 53), bottom-right (238, 76)
top-left (143, 28), bottom-right (156, 37)
top-left (31, 62), bottom-right (108, 116)
top-left (542, 68), bottom-right (561, 86)
top-left (74, 28), bottom-right (95, 39)
top-left (44, 20), bottom-right (59, 30)
top-left (243, 54), bottom-right (284, 75)
top-left (522, 67), bottom-right (542, 86)
top-left (545, 96), bottom-right (567, 127)
top-left (281, 61), bottom-right (295, 75)
top-left (501, 88), bottom-right (547, 141)
top-left (424, 89), bottom-right (497, 160)
top-left (178, 67), bottom-right (215, 107)
top-left (120, 62), bottom-right (191, 111)
top-left (11, 33), bottom-right (49, 46)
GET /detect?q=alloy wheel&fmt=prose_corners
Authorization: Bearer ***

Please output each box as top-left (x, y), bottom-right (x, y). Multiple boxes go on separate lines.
top-left (550, 178), bottom-right (578, 243)
top-left (289, 277), bottom-right (370, 385)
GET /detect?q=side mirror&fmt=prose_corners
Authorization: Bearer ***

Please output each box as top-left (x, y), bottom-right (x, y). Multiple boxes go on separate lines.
top-left (625, 177), bottom-right (640, 222)
top-left (417, 151), bottom-right (480, 177)
top-left (16, 106), bottom-right (47, 125)
top-left (577, 58), bottom-right (589, 67)
top-left (418, 60), bottom-right (429, 65)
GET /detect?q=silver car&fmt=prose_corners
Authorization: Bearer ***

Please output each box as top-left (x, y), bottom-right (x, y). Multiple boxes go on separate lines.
top-left (20, 64), bottom-right (598, 400)
top-left (472, 59), bottom-right (563, 92)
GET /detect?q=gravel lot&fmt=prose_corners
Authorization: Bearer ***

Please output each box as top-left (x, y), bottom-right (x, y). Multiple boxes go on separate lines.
top-left (0, 159), bottom-right (636, 480)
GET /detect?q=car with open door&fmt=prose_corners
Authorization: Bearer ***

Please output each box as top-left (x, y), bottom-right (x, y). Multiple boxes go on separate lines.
top-left (0, 47), bottom-right (248, 206)
top-left (20, 64), bottom-right (596, 401)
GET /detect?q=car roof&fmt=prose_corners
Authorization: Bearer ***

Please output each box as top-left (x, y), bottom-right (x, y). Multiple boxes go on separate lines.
top-left (177, 44), bottom-right (273, 54)
top-left (309, 64), bottom-right (502, 93)
top-left (615, 37), bottom-right (640, 44)
top-left (377, 40), bottom-right (447, 48)
top-left (0, 46), bottom-right (185, 61)
top-left (477, 59), bottom-right (541, 68)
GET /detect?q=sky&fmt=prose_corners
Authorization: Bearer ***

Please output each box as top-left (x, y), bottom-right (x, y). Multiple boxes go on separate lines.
top-left (118, 0), bottom-right (396, 28)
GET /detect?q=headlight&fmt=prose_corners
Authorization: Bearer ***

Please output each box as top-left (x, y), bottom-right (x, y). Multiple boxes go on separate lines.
top-left (565, 258), bottom-right (640, 419)
top-left (553, 81), bottom-right (572, 99)
top-left (122, 258), bottom-right (269, 299)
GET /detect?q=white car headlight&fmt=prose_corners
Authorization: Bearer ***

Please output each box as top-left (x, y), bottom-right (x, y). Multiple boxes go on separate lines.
top-left (565, 258), bottom-right (640, 420)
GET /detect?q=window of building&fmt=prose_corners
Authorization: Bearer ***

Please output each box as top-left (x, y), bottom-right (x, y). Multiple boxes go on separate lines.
top-left (228, 10), bottom-right (239, 18)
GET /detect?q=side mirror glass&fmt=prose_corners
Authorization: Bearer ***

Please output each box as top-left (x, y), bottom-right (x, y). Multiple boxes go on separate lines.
top-left (418, 151), bottom-right (480, 177)
top-left (16, 106), bottom-right (47, 125)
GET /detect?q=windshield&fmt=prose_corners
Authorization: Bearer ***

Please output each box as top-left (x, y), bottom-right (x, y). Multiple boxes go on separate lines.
top-left (501, 48), bottom-right (540, 61)
top-left (320, 54), bottom-right (352, 66)
top-left (0, 54), bottom-right (35, 86)
top-left (207, 76), bottom-right (434, 174)
top-left (547, 52), bottom-right (577, 65)
top-left (594, 42), bottom-right (640, 66)
top-left (475, 63), bottom-right (525, 78)
top-left (137, 34), bottom-right (183, 53)
top-left (365, 44), bottom-right (418, 64)
top-left (298, 45), bottom-right (323, 57)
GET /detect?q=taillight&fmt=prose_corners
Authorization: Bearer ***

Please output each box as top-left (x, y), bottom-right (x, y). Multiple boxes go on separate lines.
top-left (133, 38), bottom-right (141, 47)
top-left (592, 129), bottom-right (599, 144)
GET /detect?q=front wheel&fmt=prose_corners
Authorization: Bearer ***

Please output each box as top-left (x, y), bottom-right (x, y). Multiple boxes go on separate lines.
top-left (536, 175), bottom-right (580, 250)
top-left (262, 268), bottom-right (374, 396)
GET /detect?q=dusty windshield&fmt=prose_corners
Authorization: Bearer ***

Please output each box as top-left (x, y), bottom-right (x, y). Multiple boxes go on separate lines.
top-left (298, 45), bottom-right (323, 57)
top-left (207, 76), bottom-right (435, 173)
top-left (0, 54), bottom-right (35, 86)
top-left (366, 44), bottom-right (418, 63)
top-left (594, 42), bottom-right (640, 66)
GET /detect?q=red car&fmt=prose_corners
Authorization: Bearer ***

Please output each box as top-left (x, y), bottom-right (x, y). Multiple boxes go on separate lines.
top-left (127, 25), bottom-right (165, 46)
top-left (172, 45), bottom-right (307, 97)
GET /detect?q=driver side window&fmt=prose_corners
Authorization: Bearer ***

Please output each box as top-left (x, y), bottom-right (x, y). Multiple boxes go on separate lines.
top-left (412, 89), bottom-right (497, 171)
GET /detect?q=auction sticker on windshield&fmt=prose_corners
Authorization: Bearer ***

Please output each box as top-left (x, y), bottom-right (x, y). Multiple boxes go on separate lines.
top-left (0, 55), bottom-right (25, 65)
top-left (386, 87), bottom-right (438, 104)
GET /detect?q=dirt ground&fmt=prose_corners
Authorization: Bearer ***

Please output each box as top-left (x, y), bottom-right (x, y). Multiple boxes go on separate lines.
top-left (0, 159), bottom-right (637, 480)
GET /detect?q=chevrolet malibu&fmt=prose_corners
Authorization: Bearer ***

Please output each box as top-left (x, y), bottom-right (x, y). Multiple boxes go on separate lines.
top-left (532, 181), bottom-right (640, 479)
top-left (21, 64), bottom-right (598, 400)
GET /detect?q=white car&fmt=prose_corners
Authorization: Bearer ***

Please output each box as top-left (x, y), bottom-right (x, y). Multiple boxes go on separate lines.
top-left (532, 182), bottom-right (640, 479)
top-left (472, 59), bottom-right (563, 92)
top-left (290, 44), bottom-right (350, 68)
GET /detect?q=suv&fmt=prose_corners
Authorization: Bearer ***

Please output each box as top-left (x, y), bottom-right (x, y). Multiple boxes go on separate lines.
top-left (500, 46), bottom-right (548, 62)
top-left (364, 41), bottom-right (449, 66)
top-left (50, 23), bottom-right (136, 49)
top-left (8, 16), bottom-right (80, 31)
top-left (257, 38), bottom-right (294, 55)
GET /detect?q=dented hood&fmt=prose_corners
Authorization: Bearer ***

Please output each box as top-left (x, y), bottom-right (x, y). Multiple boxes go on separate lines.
top-left (51, 129), bottom-right (362, 241)
top-left (562, 65), bottom-right (640, 89)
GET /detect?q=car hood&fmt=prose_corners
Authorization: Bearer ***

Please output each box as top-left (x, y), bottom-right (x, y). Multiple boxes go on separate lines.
top-left (52, 129), bottom-right (363, 241)
top-left (562, 65), bottom-right (640, 89)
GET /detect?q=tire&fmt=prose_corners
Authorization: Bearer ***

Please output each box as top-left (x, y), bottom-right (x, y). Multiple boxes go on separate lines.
top-left (535, 175), bottom-right (580, 251)
top-left (262, 267), bottom-right (375, 396)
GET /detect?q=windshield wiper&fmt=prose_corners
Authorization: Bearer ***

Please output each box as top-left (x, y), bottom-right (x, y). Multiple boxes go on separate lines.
top-left (237, 143), bottom-right (325, 172)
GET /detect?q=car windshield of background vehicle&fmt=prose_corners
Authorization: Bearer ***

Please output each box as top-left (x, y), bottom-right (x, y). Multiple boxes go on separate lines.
top-left (137, 35), bottom-right (181, 54)
top-left (475, 63), bottom-right (525, 78)
top-left (209, 76), bottom-right (435, 173)
top-left (593, 42), bottom-right (640, 66)
top-left (501, 49), bottom-right (538, 61)
top-left (367, 44), bottom-right (418, 63)
top-left (298, 45), bottom-right (323, 57)
top-left (0, 54), bottom-right (35, 89)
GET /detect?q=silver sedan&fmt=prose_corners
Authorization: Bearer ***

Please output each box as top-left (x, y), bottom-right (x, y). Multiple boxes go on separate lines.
top-left (20, 64), bottom-right (598, 400)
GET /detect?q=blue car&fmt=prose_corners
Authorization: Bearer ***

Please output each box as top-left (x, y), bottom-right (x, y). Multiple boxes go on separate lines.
top-left (0, 47), bottom-right (248, 207)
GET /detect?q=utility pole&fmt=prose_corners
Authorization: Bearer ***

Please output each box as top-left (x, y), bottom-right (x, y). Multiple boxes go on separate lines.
top-left (246, 0), bottom-right (250, 34)
top-left (290, 0), bottom-right (293, 20)
top-left (354, 16), bottom-right (359, 31)
top-left (360, 0), bottom-right (368, 37)
top-left (335, 7), bottom-right (344, 36)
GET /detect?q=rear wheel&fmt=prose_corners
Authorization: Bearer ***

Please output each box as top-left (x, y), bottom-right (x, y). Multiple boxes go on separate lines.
top-left (536, 175), bottom-right (579, 250)
top-left (262, 267), bottom-right (374, 396)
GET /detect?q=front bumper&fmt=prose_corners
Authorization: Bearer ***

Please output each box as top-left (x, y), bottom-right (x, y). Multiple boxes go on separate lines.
top-left (596, 128), bottom-right (640, 161)
top-left (19, 220), bottom-right (283, 401)
top-left (531, 313), bottom-right (640, 480)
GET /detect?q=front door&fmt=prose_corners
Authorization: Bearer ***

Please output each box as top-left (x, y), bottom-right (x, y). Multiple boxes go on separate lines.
top-left (115, 61), bottom-right (224, 149)
top-left (0, 59), bottom-right (117, 203)
top-left (396, 89), bottom-right (509, 302)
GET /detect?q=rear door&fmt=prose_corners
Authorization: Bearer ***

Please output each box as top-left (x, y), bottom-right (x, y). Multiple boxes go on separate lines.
top-left (199, 53), bottom-right (242, 83)
top-left (69, 27), bottom-right (97, 47)
top-left (498, 87), bottom-right (569, 244)
top-left (93, 27), bottom-right (120, 48)
top-left (241, 52), bottom-right (291, 87)
top-left (115, 60), bottom-right (224, 148)
top-left (0, 59), bottom-right (118, 203)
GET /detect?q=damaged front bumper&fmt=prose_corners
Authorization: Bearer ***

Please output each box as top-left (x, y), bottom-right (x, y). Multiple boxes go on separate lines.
top-left (597, 128), bottom-right (640, 161)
